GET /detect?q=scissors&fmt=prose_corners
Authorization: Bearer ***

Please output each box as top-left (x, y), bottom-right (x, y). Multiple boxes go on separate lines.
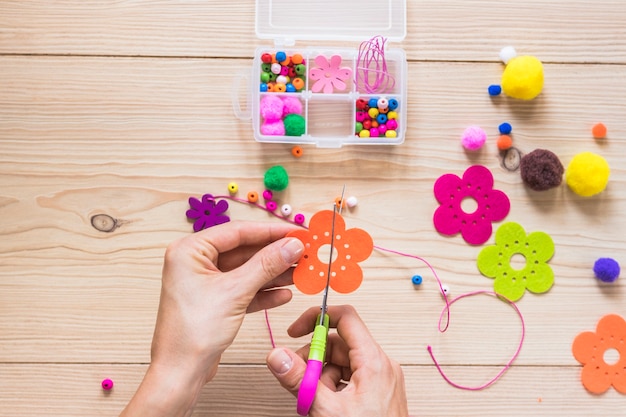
top-left (296, 191), bottom-right (343, 416)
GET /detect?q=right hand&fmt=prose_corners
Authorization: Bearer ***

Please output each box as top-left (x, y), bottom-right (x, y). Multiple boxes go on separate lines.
top-left (266, 305), bottom-right (409, 417)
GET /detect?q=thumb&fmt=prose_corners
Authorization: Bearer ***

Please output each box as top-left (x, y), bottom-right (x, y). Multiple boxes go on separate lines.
top-left (239, 237), bottom-right (304, 290)
top-left (266, 347), bottom-right (307, 397)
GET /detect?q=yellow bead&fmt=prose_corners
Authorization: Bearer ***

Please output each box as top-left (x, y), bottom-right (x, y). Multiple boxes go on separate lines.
top-left (385, 130), bottom-right (397, 138)
top-left (387, 111), bottom-right (398, 120)
top-left (359, 130), bottom-right (371, 138)
top-left (367, 108), bottom-right (379, 119)
top-left (228, 182), bottom-right (238, 194)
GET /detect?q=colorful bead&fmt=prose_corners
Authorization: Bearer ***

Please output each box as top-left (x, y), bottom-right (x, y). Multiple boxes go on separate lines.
top-left (292, 77), bottom-right (305, 91)
top-left (276, 75), bottom-right (288, 85)
top-left (271, 63), bottom-right (282, 74)
top-left (376, 114), bottom-right (388, 124)
top-left (386, 119), bottom-right (398, 130)
top-left (227, 182), bottom-right (238, 194)
top-left (355, 122), bottom-right (363, 133)
top-left (274, 83), bottom-right (287, 93)
top-left (370, 127), bottom-right (380, 137)
top-left (279, 66), bottom-right (289, 76)
top-left (268, 72), bottom-right (277, 82)
top-left (261, 63), bottom-right (272, 73)
top-left (359, 130), bottom-right (371, 138)
top-left (499, 122), bottom-right (512, 134)
top-left (346, 196), bottom-right (358, 208)
top-left (294, 213), bottom-right (305, 225)
top-left (101, 378), bottom-right (114, 390)
top-left (260, 72), bottom-right (271, 83)
top-left (378, 106), bottom-right (389, 114)
top-left (411, 275), bottom-right (423, 285)
top-left (285, 84), bottom-right (296, 92)
top-left (488, 84), bottom-right (502, 96)
top-left (592, 122), bottom-right (607, 139)
top-left (387, 98), bottom-right (399, 110)
top-left (356, 99), bottom-right (368, 110)
top-left (291, 145), bottom-right (303, 158)
top-left (387, 111), bottom-right (398, 120)
top-left (441, 284), bottom-right (450, 296)
top-left (291, 54), bottom-right (304, 65)
top-left (247, 191), bottom-right (259, 203)
top-left (362, 120), bottom-right (372, 130)
top-left (288, 66), bottom-right (296, 78)
top-left (266, 201), bottom-right (278, 211)
top-left (275, 51), bottom-right (287, 62)
top-left (295, 64), bottom-right (306, 75)
top-left (281, 204), bottom-right (292, 217)
top-left (260, 83), bottom-right (268, 92)
top-left (385, 130), bottom-right (397, 138)
top-left (261, 53), bottom-right (272, 64)
top-left (378, 124), bottom-right (387, 135)
top-left (368, 98), bottom-right (379, 108)
top-left (367, 107), bottom-right (379, 119)
top-left (355, 111), bottom-right (367, 122)
top-left (334, 196), bottom-right (347, 209)
top-left (263, 189), bottom-right (273, 200)
top-left (377, 97), bottom-right (389, 110)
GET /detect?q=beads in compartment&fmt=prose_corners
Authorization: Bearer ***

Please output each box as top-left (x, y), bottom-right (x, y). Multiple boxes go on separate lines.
top-left (260, 51), bottom-right (306, 93)
top-left (355, 96), bottom-right (399, 138)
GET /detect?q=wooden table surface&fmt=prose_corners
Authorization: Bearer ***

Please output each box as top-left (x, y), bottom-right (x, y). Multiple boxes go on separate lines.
top-left (1, 1), bottom-right (625, 416)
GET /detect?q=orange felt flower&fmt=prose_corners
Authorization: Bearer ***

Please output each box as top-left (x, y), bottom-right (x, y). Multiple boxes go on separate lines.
top-left (288, 210), bottom-right (373, 294)
top-left (572, 314), bottom-right (626, 394)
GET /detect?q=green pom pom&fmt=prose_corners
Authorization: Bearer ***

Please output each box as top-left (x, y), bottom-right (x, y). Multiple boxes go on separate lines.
top-left (264, 165), bottom-right (289, 191)
top-left (284, 114), bottom-right (305, 136)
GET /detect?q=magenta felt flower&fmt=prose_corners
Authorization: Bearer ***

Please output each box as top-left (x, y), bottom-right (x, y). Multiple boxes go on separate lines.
top-left (433, 165), bottom-right (510, 245)
top-left (309, 55), bottom-right (353, 94)
top-left (186, 194), bottom-right (230, 232)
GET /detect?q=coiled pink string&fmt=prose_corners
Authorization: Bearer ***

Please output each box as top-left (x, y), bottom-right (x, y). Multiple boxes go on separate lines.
top-left (211, 195), bottom-right (525, 389)
top-left (356, 35), bottom-right (396, 94)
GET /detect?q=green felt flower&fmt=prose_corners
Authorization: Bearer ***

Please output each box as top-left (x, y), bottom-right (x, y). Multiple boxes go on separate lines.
top-left (477, 222), bottom-right (554, 301)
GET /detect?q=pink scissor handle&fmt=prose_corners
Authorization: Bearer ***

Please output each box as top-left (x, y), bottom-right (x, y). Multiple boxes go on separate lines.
top-left (297, 359), bottom-right (323, 416)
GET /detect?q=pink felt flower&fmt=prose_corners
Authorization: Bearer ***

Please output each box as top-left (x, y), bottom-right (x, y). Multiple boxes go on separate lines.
top-left (433, 165), bottom-right (510, 245)
top-left (309, 55), bottom-right (353, 94)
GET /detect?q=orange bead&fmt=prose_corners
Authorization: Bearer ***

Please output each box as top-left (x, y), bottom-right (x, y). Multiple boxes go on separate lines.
top-left (370, 120), bottom-right (379, 128)
top-left (267, 82), bottom-right (275, 92)
top-left (280, 56), bottom-right (291, 66)
top-left (497, 134), bottom-right (513, 151)
top-left (292, 77), bottom-right (305, 91)
top-left (334, 196), bottom-right (347, 209)
top-left (247, 191), bottom-right (259, 203)
top-left (291, 54), bottom-right (304, 65)
top-left (592, 122), bottom-right (607, 139)
top-left (274, 83), bottom-right (286, 93)
top-left (291, 145), bottom-right (304, 158)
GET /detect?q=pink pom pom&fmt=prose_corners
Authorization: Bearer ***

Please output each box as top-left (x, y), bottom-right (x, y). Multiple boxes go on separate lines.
top-left (282, 96), bottom-right (303, 116)
top-left (260, 95), bottom-right (284, 121)
top-left (261, 119), bottom-right (285, 136)
top-left (461, 126), bottom-right (487, 150)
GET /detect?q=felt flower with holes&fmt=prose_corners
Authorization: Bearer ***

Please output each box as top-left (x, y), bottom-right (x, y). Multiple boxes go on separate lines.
top-left (186, 194), bottom-right (230, 232)
top-left (477, 222), bottom-right (554, 301)
top-left (433, 165), bottom-right (510, 245)
top-left (309, 55), bottom-right (353, 94)
top-left (287, 210), bottom-right (373, 295)
top-left (572, 314), bottom-right (626, 394)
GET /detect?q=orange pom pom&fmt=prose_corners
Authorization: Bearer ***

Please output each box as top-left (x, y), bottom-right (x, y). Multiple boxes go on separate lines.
top-left (592, 122), bottom-right (607, 139)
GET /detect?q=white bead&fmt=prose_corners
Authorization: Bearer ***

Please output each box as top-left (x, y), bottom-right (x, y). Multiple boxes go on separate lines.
top-left (276, 75), bottom-right (288, 84)
top-left (441, 284), bottom-right (450, 296)
top-left (346, 196), bottom-right (358, 208)
top-left (280, 204), bottom-right (292, 217)
top-left (271, 63), bottom-right (282, 74)
top-left (499, 46), bottom-right (517, 64)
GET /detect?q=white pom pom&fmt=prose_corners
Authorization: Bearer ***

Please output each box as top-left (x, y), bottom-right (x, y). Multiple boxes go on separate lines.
top-left (499, 46), bottom-right (517, 64)
top-left (346, 196), bottom-right (358, 208)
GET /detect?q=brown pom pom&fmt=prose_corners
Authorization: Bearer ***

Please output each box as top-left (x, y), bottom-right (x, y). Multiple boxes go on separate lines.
top-left (520, 149), bottom-right (564, 191)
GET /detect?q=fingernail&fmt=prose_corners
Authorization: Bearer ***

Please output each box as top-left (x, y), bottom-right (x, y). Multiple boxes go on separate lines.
top-left (281, 238), bottom-right (304, 264)
top-left (268, 349), bottom-right (292, 374)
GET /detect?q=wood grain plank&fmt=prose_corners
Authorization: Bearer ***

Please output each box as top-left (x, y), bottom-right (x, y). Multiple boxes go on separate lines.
top-left (0, 1), bottom-right (625, 63)
top-left (1, 364), bottom-right (624, 416)
top-left (1, 56), bottom-right (624, 366)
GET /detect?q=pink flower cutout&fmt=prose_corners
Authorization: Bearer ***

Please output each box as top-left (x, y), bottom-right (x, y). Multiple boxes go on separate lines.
top-left (433, 165), bottom-right (510, 245)
top-left (309, 55), bottom-right (353, 94)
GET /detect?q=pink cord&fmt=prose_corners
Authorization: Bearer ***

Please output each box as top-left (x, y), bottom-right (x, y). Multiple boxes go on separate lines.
top-left (427, 290), bottom-right (526, 390)
top-left (209, 194), bottom-right (525, 389)
top-left (356, 35), bottom-right (396, 94)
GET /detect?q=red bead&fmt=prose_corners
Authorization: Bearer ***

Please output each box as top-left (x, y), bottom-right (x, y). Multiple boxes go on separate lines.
top-left (356, 99), bottom-right (368, 110)
top-left (101, 378), bottom-right (114, 390)
top-left (362, 120), bottom-right (372, 130)
top-left (288, 67), bottom-right (296, 78)
top-left (261, 53), bottom-right (272, 64)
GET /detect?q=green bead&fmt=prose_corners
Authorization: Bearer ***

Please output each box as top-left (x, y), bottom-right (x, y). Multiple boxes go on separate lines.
top-left (261, 63), bottom-right (272, 73)
top-left (268, 72), bottom-right (277, 82)
top-left (260, 72), bottom-right (270, 83)
top-left (264, 165), bottom-right (289, 191)
top-left (295, 64), bottom-right (306, 75)
top-left (355, 122), bottom-right (363, 133)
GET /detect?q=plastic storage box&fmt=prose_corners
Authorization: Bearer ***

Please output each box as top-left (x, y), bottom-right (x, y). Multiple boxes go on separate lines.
top-left (237, 0), bottom-right (407, 148)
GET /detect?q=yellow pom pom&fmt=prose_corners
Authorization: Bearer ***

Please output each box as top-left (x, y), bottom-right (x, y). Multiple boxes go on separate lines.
top-left (501, 55), bottom-right (544, 100)
top-left (565, 152), bottom-right (610, 197)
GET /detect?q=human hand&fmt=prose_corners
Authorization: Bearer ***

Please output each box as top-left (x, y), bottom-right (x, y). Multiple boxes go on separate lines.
top-left (266, 305), bottom-right (409, 417)
top-left (121, 221), bottom-right (304, 417)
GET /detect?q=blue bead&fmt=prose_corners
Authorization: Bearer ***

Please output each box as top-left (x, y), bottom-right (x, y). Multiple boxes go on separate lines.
top-left (275, 51), bottom-right (287, 62)
top-left (376, 114), bottom-right (388, 124)
top-left (488, 84), bottom-right (502, 96)
top-left (260, 83), bottom-right (268, 92)
top-left (499, 122), bottom-right (512, 134)
top-left (368, 98), bottom-right (379, 108)
top-left (286, 83), bottom-right (296, 92)
top-left (411, 275), bottom-right (423, 285)
top-left (388, 98), bottom-right (399, 110)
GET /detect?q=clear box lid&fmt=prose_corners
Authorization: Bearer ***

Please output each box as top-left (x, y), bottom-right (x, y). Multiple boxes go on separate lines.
top-left (255, 0), bottom-right (406, 45)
